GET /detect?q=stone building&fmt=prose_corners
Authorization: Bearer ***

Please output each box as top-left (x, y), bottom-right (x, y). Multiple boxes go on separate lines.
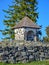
top-left (13, 16), bottom-right (41, 41)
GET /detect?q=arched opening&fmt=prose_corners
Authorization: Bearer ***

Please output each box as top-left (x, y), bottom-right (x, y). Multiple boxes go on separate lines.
top-left (27, 31), bottom-right (34, 41)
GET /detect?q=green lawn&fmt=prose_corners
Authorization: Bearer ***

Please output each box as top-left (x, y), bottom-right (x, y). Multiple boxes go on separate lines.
top-left (0, 61), bottom-right (49, 65)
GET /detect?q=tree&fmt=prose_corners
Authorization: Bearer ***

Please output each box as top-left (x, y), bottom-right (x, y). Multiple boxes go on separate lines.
top-left (43, 37), bottom-right (49, 42)
top-left (43, 26), bottom-right (49, 42)
top-left (46, 26), bottom-right (49, 37)
top-left (0, 0), bottom-right (38, 40)
top-left (37, 30), bottom-right (42, 36)
top-left (36, 30), bottom-right (42, 41)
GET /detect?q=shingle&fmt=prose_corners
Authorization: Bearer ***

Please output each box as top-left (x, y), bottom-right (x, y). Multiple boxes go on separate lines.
top-left (12, 16), bottom-right (41, 29)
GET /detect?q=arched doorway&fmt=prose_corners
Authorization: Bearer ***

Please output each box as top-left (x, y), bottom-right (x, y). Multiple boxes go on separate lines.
top-left (27, 31), bottom-right (34, 41)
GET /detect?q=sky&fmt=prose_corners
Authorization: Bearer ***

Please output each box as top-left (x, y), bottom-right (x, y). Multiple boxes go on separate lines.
top-left (0, 0), bottom-right (49, 41)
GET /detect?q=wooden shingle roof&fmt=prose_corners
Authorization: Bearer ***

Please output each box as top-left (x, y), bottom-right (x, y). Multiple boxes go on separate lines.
top-left (13, 16), bottom-right (41, 29)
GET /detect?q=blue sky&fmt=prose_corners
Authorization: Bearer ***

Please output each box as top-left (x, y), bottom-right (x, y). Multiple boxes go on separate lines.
top-left (0, 0), bottom-right (49, 40)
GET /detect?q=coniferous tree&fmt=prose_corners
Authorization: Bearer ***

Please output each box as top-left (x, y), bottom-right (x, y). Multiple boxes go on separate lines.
top-left (0, 0), bottom-right (38, 40)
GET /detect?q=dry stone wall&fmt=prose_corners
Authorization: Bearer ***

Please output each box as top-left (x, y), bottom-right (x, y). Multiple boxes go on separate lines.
top-left (0, 43), bottom-right (49, 63)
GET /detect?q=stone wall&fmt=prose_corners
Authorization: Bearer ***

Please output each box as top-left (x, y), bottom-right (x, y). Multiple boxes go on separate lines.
top-left (14, 27), bottom-right (39, 41)
top-left (24, 28), bottom-right (38, 41)
top-left (24, 28), bottom-right (38, 34)
top-left (14, 28), bottom-right (24, 40)
top-left (0, 41), bottom-right (49, 63)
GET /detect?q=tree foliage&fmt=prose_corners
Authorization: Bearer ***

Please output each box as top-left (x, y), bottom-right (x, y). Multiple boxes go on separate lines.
top-left (43, 26), bottom-right (49, 42)
top-left (0, 0), bottom-right (38, 40)
top-left (43, 37), bottom-right (49, 42)
top-left (46, 26), bottom-right (49, 37)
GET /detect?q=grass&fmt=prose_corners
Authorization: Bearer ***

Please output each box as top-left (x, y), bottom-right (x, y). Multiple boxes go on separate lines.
top-left (0, 61), bottom-right (49, 65)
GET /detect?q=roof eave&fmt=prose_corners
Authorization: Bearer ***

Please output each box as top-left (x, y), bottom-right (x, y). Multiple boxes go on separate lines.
top-left (12, 26), bottom-right (41, 29)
